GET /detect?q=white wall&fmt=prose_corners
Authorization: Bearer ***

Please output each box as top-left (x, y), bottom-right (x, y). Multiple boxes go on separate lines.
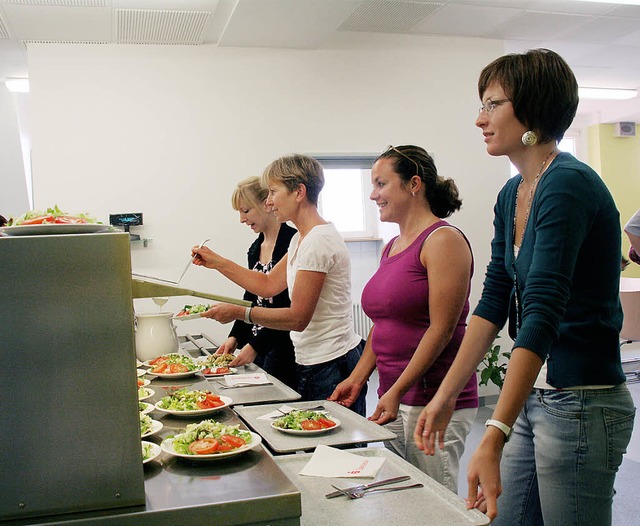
top-left (0, 86), bottom-right (29, 218)
top-left (27, 35), bottom-right (508, 369)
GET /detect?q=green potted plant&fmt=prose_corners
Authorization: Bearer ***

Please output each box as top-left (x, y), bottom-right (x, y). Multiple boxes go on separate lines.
top-left (478, 336), bottom-right (511, 389)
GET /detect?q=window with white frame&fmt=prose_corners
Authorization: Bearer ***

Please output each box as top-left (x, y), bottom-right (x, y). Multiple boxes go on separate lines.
top-left (314, 156), bottom-right (379, 239)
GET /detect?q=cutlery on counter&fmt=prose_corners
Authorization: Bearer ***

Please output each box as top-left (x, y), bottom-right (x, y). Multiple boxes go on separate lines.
top-left (216, 382), bottom-right (274, 389)
top-left (325, 475), bottom-right (411, 499)
top-left (275, 404), bottom-right (325, 416)
top-left (344, 483), bottom-right (424, 499)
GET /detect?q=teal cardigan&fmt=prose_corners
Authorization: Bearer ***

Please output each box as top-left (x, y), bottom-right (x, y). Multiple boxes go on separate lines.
top-left (474, 152), bottom-right (625, 388)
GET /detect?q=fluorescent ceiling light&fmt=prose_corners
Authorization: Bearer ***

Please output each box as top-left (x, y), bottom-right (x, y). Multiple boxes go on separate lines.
top-left (5, 78), bottom-right (29, 93)
top-left (579, 87), bottom-right (638, 100)
top-left (572, 0), bottom-right (640, 5)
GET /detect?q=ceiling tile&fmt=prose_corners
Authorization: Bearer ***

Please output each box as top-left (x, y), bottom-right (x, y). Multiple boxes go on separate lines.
top-left (487, 11), bottom-right (588, 40)
top-left (561, 15), bottom-right (640, 44)
top-left (116, 9), bottom-right (210, 44)
top-left (412, 4), bottom-right (522, 37)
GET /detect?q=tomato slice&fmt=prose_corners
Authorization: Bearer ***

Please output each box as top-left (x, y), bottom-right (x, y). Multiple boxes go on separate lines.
top-left (221, 434), bottom-right (246, 448)
top-left (151, 362), bottom-right (168, 374)
top-left (188, 438), bottom-right (218, 455)
top-left (168, 363), bottom-right (189, 373)
top-left (216, 441), bottom-right (234, 452)
top-left (300, 419), bottom-right (323, 430)
top-left (54, 215), bottom-right (87, 224)
top-left (149, 356), bottom-right (167, 365)
top-left (20, 215), bottom-right (54, 225)
top-left (317, 417), bottom-right (336, 428)
top-left (196, 393), bottom-right (224, 409)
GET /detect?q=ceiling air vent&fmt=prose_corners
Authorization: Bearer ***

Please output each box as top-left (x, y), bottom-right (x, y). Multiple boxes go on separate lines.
top-left (614, 122), bottom-right (636, 137)
top-left (338, 0), bottom-right (440, 33)
top-left (0, 14), bottom-right (10, 39)
top-left (116, 9), bottom-right (210, 45)
top-left (1, 1), bottom-right (107, 6)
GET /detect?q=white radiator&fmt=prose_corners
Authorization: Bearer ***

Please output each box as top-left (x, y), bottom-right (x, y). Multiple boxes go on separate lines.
top-left (352, 303), bottom-right (373, 339)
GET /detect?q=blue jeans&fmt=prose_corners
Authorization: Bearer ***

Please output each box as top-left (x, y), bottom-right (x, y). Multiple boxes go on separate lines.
top-left (296, 341), bottom-right (367, 417)
top-left (493, 384), bottom-right (635, 526)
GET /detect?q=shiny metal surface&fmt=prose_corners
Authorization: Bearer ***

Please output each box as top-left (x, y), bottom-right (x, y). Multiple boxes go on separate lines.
top-left (0, 233), bottom-right (145, 521)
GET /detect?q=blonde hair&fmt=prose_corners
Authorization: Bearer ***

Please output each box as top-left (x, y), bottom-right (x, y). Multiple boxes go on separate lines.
top-left (261, 154), bottom-right (324, 206)
top-left (231, 176), bottom-right (268, 211)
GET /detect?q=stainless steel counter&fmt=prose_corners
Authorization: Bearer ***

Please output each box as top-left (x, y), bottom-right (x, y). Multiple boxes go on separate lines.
top-left (4, 376), bottom-right (301, 526)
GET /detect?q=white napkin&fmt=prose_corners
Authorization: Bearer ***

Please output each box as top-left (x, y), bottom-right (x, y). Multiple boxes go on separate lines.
top-left (224, 372), bottom-right (270, 386)
top-left (258, 405), bottom-right (296, 420)
top-left (299, 445), bottom-right (385, 478)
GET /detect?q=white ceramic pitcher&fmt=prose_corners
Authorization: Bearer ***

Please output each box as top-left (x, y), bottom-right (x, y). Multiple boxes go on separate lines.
top-left (134, 312), bottom-right (180, 362)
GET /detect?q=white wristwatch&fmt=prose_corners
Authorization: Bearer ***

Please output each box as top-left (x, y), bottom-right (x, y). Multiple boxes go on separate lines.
top-left (485, 419), bottom-right (513, 442)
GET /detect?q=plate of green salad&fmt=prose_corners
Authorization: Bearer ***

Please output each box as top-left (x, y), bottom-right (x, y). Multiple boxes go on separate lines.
top-left (155, 388), bottom-right (232, 416)
top-left (271, 410), bottom-right (340, 435)
top-left (173, 304), bottom-right (212, 321)
top-left (142, 441), bottom-right (161, 464)
top-left (161, 420), bottom-right (261, 461)
top-left (145, 354), bottom-right (202, 378)
top-left (140, 414), bottom-right (163, 438)
top-left (138, 387), bottom-right (154, 401)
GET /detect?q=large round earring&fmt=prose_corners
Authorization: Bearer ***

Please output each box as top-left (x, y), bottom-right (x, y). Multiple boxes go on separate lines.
top-left (522, 130), bottom-right (538, 146)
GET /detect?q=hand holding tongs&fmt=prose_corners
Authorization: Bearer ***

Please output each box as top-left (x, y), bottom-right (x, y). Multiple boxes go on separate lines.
top-left (177, 238), bottom-right (210, 284)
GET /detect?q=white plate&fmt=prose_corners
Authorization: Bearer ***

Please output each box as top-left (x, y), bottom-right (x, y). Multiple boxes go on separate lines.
top-left (150, 369), bottom-right (200, 379)
top-left (137, 378), bottom-right (151, 388)
top-left (136, 369), bottom-right (148, 377)
top-left (161, 432), bottom-right (261, 461)
top-left (201, 367), bottom-right (238, 377)
top-left (141, 419), bottom-right (163, 438)
top-left (138, 388), bottom-right (155, 401)
top-left (172, 312), bottom-right (205, 321)
top-left (154, 395), bottom-right (232, 416)
top-left (271, 417), bottom-right (341, 435)
top-left (0, 223), bottom-right (110, 236)
top-left (139, 401), bottom-right (154, 414)
top-left (142, 441), bottom-right (162, 464)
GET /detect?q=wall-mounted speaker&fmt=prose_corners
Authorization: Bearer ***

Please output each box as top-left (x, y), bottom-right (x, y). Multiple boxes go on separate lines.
top-left (614, 122), bottom-right (636, 137)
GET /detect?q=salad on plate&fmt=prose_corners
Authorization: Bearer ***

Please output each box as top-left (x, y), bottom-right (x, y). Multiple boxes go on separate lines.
top-left (271, 409), bottom-right (339, 433)
top-left (155, 388), bottom-right (230, 415)
top-left (174, 304), bottom-right (212, 320)
top-left (146, 354), bottom-right (200, 375)
top-left (142, 441), bottom-right (161, 464)
top-left (7, 205), bottom-right (99, 226)
top-left (164, 419), bottom-right (254, 457)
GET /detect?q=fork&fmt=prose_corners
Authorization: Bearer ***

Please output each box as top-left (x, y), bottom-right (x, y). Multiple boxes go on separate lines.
top-left (275, 404), bottom-right (326, 416)
top-left (348, 483), bottom-right (424, 499)
top-left (217, 382), bottom-right (274, 389)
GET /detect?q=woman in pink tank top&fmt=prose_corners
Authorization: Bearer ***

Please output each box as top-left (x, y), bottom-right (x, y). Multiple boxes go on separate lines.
top-left (329, 145), bottom-right (478, 493)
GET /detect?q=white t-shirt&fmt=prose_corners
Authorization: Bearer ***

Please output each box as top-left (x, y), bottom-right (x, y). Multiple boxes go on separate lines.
top-left (286, 223), bottom-right (361, 366)
top-left (624, 208), bottom-right (640, 237)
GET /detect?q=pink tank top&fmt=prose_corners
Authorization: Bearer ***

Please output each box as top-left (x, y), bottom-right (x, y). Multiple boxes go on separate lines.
top-left (361, 220), bottom-right (478, 408)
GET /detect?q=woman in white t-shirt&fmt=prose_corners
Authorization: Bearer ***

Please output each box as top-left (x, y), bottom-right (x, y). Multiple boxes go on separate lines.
top-left (192, 154), bottom-right (367, 415)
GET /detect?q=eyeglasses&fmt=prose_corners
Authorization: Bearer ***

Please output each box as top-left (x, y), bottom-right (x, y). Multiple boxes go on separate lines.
top-left (479, 98), bottom-right (510, 114)
top-left (383, 145), bottom-right (422, 178)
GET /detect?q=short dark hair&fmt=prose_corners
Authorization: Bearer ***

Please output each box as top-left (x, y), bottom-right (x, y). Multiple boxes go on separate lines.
top-left (478, 48), bottom-right (578, 143)
top-left (377, 145), bottom-right (462, 219)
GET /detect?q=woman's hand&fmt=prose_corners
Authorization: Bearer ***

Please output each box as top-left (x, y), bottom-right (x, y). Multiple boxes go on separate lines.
top-left (368, 390), bottom-right (401, 425)
top-left (202, 303), bottom-right (244, 324)
top-left (413, 395), bottom-right (456, 455)
top-left (465, 430), bottom-right (504, 521)
top-left (230, 345), bottom-right (257, 367)
top-left (216, 337), bottom-right (238, 355)
top-left (191, 245), bottom-right (224, 269)
top-left (328, 378), bottom-right (363, 408)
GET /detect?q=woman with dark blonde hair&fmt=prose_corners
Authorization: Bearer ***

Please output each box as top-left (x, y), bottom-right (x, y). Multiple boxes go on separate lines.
top-left (414, 49), bottom-right (635, 525)
top-left (214, 176), bottom-right (297, 389)
top-left (192, 154), bottom-right (367, 415)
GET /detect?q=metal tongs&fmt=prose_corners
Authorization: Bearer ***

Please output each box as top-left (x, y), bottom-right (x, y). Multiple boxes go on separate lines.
top-left (177, 238), bottom-right (210, 284)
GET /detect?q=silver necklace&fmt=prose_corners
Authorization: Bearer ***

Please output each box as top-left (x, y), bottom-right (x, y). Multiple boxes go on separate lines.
top-left (513, 147), bottom-right (557, 248)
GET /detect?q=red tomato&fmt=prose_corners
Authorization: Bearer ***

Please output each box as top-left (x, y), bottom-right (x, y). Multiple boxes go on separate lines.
top-left (137, 378), bottom-right (145, 387)
top-left (20, 215), bottom-right (54, 225)
top-left (221, 434), bottom-right (246, 448)
top-left (317, 417), bottom-right (336, 428)
top-left (168, 363), bottom-right (188, 373)
top-left (149, 356), bottom-right (167, 365)
top-left (300, 419), bottom-right (323, 431)
top-left (188, 438), bottom-right (218, 455)
top-left (54, 215), bottom-right (87, 224)
top-left (215, 367), bottom-right (230, 374)
top-left (196, 393), bottom-right (224, 409)
top-left (216, 442), bottom-right (234, 452)
top-left (151, 362), bottom-right (168, 374)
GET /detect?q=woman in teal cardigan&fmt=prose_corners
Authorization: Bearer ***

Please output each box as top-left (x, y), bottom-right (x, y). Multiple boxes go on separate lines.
top-left (413, 49), bottom-right (635, 525)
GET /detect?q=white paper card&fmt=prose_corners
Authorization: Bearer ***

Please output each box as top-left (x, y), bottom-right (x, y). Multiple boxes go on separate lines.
top-left (299, 445), bottom-right (385, 478)
top-left (257, 405), bottom-right (296, 420)
top-left (225, 372), bottom-right (269, 386)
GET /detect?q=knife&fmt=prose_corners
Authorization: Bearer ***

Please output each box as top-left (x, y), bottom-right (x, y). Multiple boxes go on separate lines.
top-left (325, 475), bottom-right (411, 499)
